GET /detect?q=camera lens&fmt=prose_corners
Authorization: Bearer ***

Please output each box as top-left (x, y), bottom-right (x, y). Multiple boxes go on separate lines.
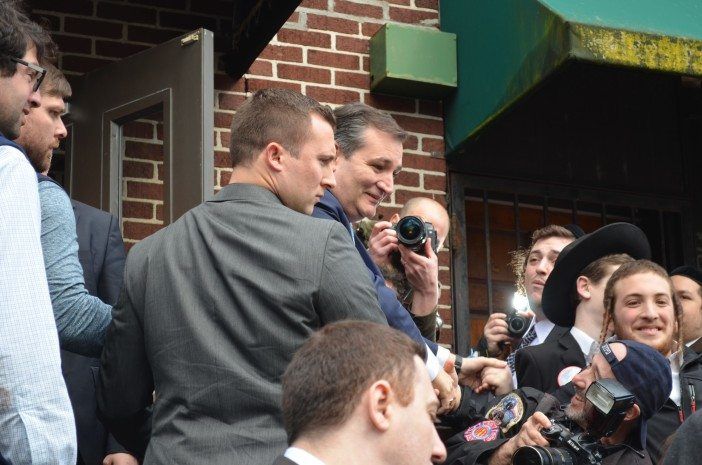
top-left (397, 216), bottom-right (424, 241)
top-left (512, 446), bottom-right (575, 465)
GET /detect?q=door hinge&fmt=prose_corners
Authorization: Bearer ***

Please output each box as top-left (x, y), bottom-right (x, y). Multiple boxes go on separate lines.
top-left (181, 32), bottom-right (200, 47)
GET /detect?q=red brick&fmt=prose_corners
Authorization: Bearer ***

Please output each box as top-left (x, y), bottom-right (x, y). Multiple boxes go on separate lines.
top-left (422, 137), bottom-right (445, 154)
top-left (218, 93), bottom-right (246, 111)
top-left (219, 131), bottom-right (231, 148)
top-left (362, 22), bottom-right (384, 38)
top-left (307, 14), bottom-right (359, 35)
top-left (155, 204), bottom-right (164, 221)
top-left (423, 173), bottom-right (446, 191)
top-left (334, 0), bottom-right (384, 18)
top-left (124, 140), bottom-right (164, 162)
top-left (123, 160), bottom-right (155, 179)
top-left (65, 17), bottom-right (124, 40)
top-left (157, 164), bottom-right (164, 181)
top-left (308, 50), bottom-right (359, 70)
top-left (246, 78), bottom-right (301, 93)
top-left (419, 100), bottom-right (443, 117)
top-left (126, 181), bottom-right (163, 200)
top-left (159, 11), bottom-right (218, 31)
top-left (301, 0), bottom-right (330, 11)
top-left (277, 29), bottom-right (331, 48)
top-left (247, 59), bottom-right (273, 76)
top-left (61, 55), bottom-right (115, 74)
top-left (258, 44), bottom-right (303, 63)
top-left (287, 12), bottom-right (301, 24)
top-left (123, 201), bottom-right (154, 219)
top-left (123, 221), bottom-right (162, 240)
top-left (364, 93), bottom-right (415, 113)
top-left (214, 73), bottom-right (245, 92)
top-left (31, 13), bottom-right (60, 32)
top-left (214, 150), bottom-right (231, 168)
top-left (395, 170), bottom-right (419, 187)
top-left (404, 135), bottom-right (418, 151)
top-left (306, 86), bottom-right (361, 105)
top-left (389, 6), bottom-right (439, 24)
top-left (388, 0), bottom-right (411, 5)
top-left (32, 0), bottom-right (93, 15)
top-left (123, 121), bottom-right (154, 139)
top-left (214, 111), bottom-right (234, 129)
top-left (278, 64), bottom-right (331, 84)
top-left (51, 34), bottom-right (92, 55)
top-left (362, 55), bottom-right (369, 72)
top-left (335, 36), bottom-right (368, 54)
top-left (393, 114), bottom-right (443, 136)
top-left (403, 153), bottom-right (446, 172)
top-left (335, 70), bottom-right (368, 89)
top-left (95, 40), bottom-right (149, 59)
top-left (190, 0), bottom-right (236, 16)
top-left (128, 25), bottom-right (182, 44)
top-left (124, 242), bottom-right (136, 253)
top-left (155, 122), bottom-right (164, 141)
top-left (97, 3), bottom-right (157, 25)
top-left (416, 0), bottom-right (439, 9)
top-left (219, 170), bottom-right (232, 186)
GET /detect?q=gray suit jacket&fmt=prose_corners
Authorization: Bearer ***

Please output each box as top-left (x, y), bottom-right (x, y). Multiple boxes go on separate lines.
top-left (97, 184), bottom-right (385, 465)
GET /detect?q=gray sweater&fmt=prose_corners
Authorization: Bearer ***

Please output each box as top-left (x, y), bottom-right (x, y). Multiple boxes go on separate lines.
top-left (39, 180), bottom-right (111, 357)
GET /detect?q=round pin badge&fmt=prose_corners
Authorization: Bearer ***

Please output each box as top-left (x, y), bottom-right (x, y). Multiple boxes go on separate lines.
top-left (557, 366), bottom-right (582, 386)
top-left (463, 420), bottom-right (500, 442)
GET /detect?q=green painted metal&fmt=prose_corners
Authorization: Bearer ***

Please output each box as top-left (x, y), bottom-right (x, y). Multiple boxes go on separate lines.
top-left (441, 0), bottom-right (702, 155)
top-left (369, 23), bottom-right (457, 99)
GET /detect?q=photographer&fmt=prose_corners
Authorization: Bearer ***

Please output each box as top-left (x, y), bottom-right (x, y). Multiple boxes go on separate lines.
top-left (365, 197), bottom-right (450, 341)
top-left (444, 340), bottom-right (671, 465)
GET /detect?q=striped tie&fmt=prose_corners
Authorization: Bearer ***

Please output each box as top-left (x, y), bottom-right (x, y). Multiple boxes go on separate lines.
top-left (507, 326), bottom-right (537, 373)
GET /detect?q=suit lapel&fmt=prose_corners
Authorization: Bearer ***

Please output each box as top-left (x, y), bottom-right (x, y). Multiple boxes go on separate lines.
top-left (559, 332), bottom-right (587, 367)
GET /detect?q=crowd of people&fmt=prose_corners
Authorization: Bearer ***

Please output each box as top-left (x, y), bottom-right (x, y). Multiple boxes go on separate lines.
top-left (2, 2), bottom-right (702, 465)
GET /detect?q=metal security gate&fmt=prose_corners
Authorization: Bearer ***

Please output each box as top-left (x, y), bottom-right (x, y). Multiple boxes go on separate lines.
top-left (449, 173), bottom-right (694, 354)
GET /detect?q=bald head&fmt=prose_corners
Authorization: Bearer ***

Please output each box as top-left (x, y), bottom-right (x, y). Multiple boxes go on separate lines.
top-left (393, 197), bottom-right (449, 249)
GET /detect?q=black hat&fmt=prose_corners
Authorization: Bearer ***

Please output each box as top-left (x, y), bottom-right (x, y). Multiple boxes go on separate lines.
top-left (670, 266), bottom-right (702, 287)
top-left (542, 223), bottom-right (651, 327)
top-left (599, 340), bottom-right (672, 450)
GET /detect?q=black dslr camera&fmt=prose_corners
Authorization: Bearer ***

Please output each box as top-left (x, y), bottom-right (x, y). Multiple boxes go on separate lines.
top-left (394, 215), bottom-right (438, 256)
top-left (504, 309), bottom-right (531, 338)
top-left (512, 379), bottom-right (635, 465)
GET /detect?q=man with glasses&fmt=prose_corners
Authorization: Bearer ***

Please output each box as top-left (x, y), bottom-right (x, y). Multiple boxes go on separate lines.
top-left (0, 3), bottom-right (77, 465)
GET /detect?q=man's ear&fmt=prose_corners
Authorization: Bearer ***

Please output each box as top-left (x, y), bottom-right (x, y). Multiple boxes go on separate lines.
top-left (366, 380), bottom-right (393, 432)
top-left (264, 142), bottom-right (286, 173)
top-left (624, 403), bottom-right (640, 422)
top-left (576, 276), bottom-right (591, 301)
top-left (390, 213), bottom-right (400, 224)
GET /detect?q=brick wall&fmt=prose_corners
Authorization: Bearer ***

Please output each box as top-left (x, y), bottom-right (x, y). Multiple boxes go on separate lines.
top-left (31, 0), bottom-right (453, 348)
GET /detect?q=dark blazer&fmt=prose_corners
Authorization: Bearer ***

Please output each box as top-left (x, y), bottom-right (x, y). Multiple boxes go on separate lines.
top-left (272, 456), bottom-right (298, 465)
top-left (96, 184), bottom-right (385, 465)
top-left (515, 326), bottom-right (585, 394)
top-left (62, 200), bottom-right (127, 465)
top-left (313, 189), bottom-right (438, 354)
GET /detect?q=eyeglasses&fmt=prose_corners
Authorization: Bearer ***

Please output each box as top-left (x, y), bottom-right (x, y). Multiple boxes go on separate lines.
top-left (9, 57), bottom-right (46, 93)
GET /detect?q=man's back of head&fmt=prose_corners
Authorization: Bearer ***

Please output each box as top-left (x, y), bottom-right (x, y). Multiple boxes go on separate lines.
top-left (281, 321), bottom-right (446, 465)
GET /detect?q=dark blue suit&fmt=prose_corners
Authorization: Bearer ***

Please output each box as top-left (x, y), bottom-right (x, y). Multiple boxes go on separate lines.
top-left (313, 190), bottom-right (439, 355)
top-left (64, 199), bottom-right (127, 465)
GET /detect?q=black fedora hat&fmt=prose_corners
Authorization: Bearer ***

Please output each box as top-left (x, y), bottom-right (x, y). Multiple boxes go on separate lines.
top-left (542, 223), bottom-right (651, 327)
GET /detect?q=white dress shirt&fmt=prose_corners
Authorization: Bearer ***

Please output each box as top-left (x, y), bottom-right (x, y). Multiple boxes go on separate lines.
top-left (669, 352), bottom-right (682, 407)
top-left (285, 447), bottom-right (327, 465)
top-left (530, 318), bottom-right (556, 346)
top-left (0, 145), bottom-right (77, 464)
top-left (570, 326), bottom-right (596, 359)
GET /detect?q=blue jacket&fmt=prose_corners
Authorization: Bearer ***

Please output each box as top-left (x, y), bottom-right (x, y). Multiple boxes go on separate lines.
top-left (313, 190), bottom-right (439, 355)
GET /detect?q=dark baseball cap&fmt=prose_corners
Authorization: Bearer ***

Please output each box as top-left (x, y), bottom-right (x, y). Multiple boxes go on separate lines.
top-left (599, 340), bottom-right (672, 450)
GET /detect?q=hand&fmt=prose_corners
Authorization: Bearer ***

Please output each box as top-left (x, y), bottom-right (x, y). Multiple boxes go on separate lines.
top-left (103, 453), bottom-right (139, 465)
top-left (489, 412), bottom-right (551, 465)
top-left (398, 239), bottom-right (439, 316)
top-left (458, 356), bottom-right (508, 390)
top-left (433, 369), bottom-right (459, 414)
top-left (367, 221), bottom-right (397, 268)
top-left (483, 310), bottom-right (538, 358)
top-left (476, 365), bottom-right (513, 396)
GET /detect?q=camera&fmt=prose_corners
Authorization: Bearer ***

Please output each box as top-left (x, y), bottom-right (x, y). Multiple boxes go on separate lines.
top-left (512, 379), bottom-right (635, 465)
top-left (505, 309), bottom-right (531, 338)
top-left (394, 215), bottom-right (438, 256)
top-left (512, 421), bottom-right (602, 465)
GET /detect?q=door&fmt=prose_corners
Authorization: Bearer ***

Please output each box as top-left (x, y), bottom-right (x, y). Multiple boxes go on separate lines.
top-left (65, 29), bottom-right (214, 236)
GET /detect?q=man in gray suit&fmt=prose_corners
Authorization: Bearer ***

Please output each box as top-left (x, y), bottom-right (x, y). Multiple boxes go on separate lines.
top-left (96, 89), bottom-right (386, 465)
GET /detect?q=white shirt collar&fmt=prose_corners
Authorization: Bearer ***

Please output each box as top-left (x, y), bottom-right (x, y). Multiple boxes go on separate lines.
top-left (285, 447), bottom-right (326, 465)
top-left (531, 319), bottom-right (555, 346)
top-left (668, 352), bottom-right (682, 406)
top-left (569, 326), bottom-right (596, 357)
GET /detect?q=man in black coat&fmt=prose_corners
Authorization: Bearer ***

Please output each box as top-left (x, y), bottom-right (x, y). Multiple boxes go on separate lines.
top-left (516, 223), bottom-right (650, 395)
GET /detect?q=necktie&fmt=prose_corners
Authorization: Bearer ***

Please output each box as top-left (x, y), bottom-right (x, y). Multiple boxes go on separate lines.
top-left (507, 326), bottom-right (537, 373)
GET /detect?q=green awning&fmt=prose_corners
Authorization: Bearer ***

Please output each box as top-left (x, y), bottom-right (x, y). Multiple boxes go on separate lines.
top-left (440, 0), bottom-right (702, 155)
